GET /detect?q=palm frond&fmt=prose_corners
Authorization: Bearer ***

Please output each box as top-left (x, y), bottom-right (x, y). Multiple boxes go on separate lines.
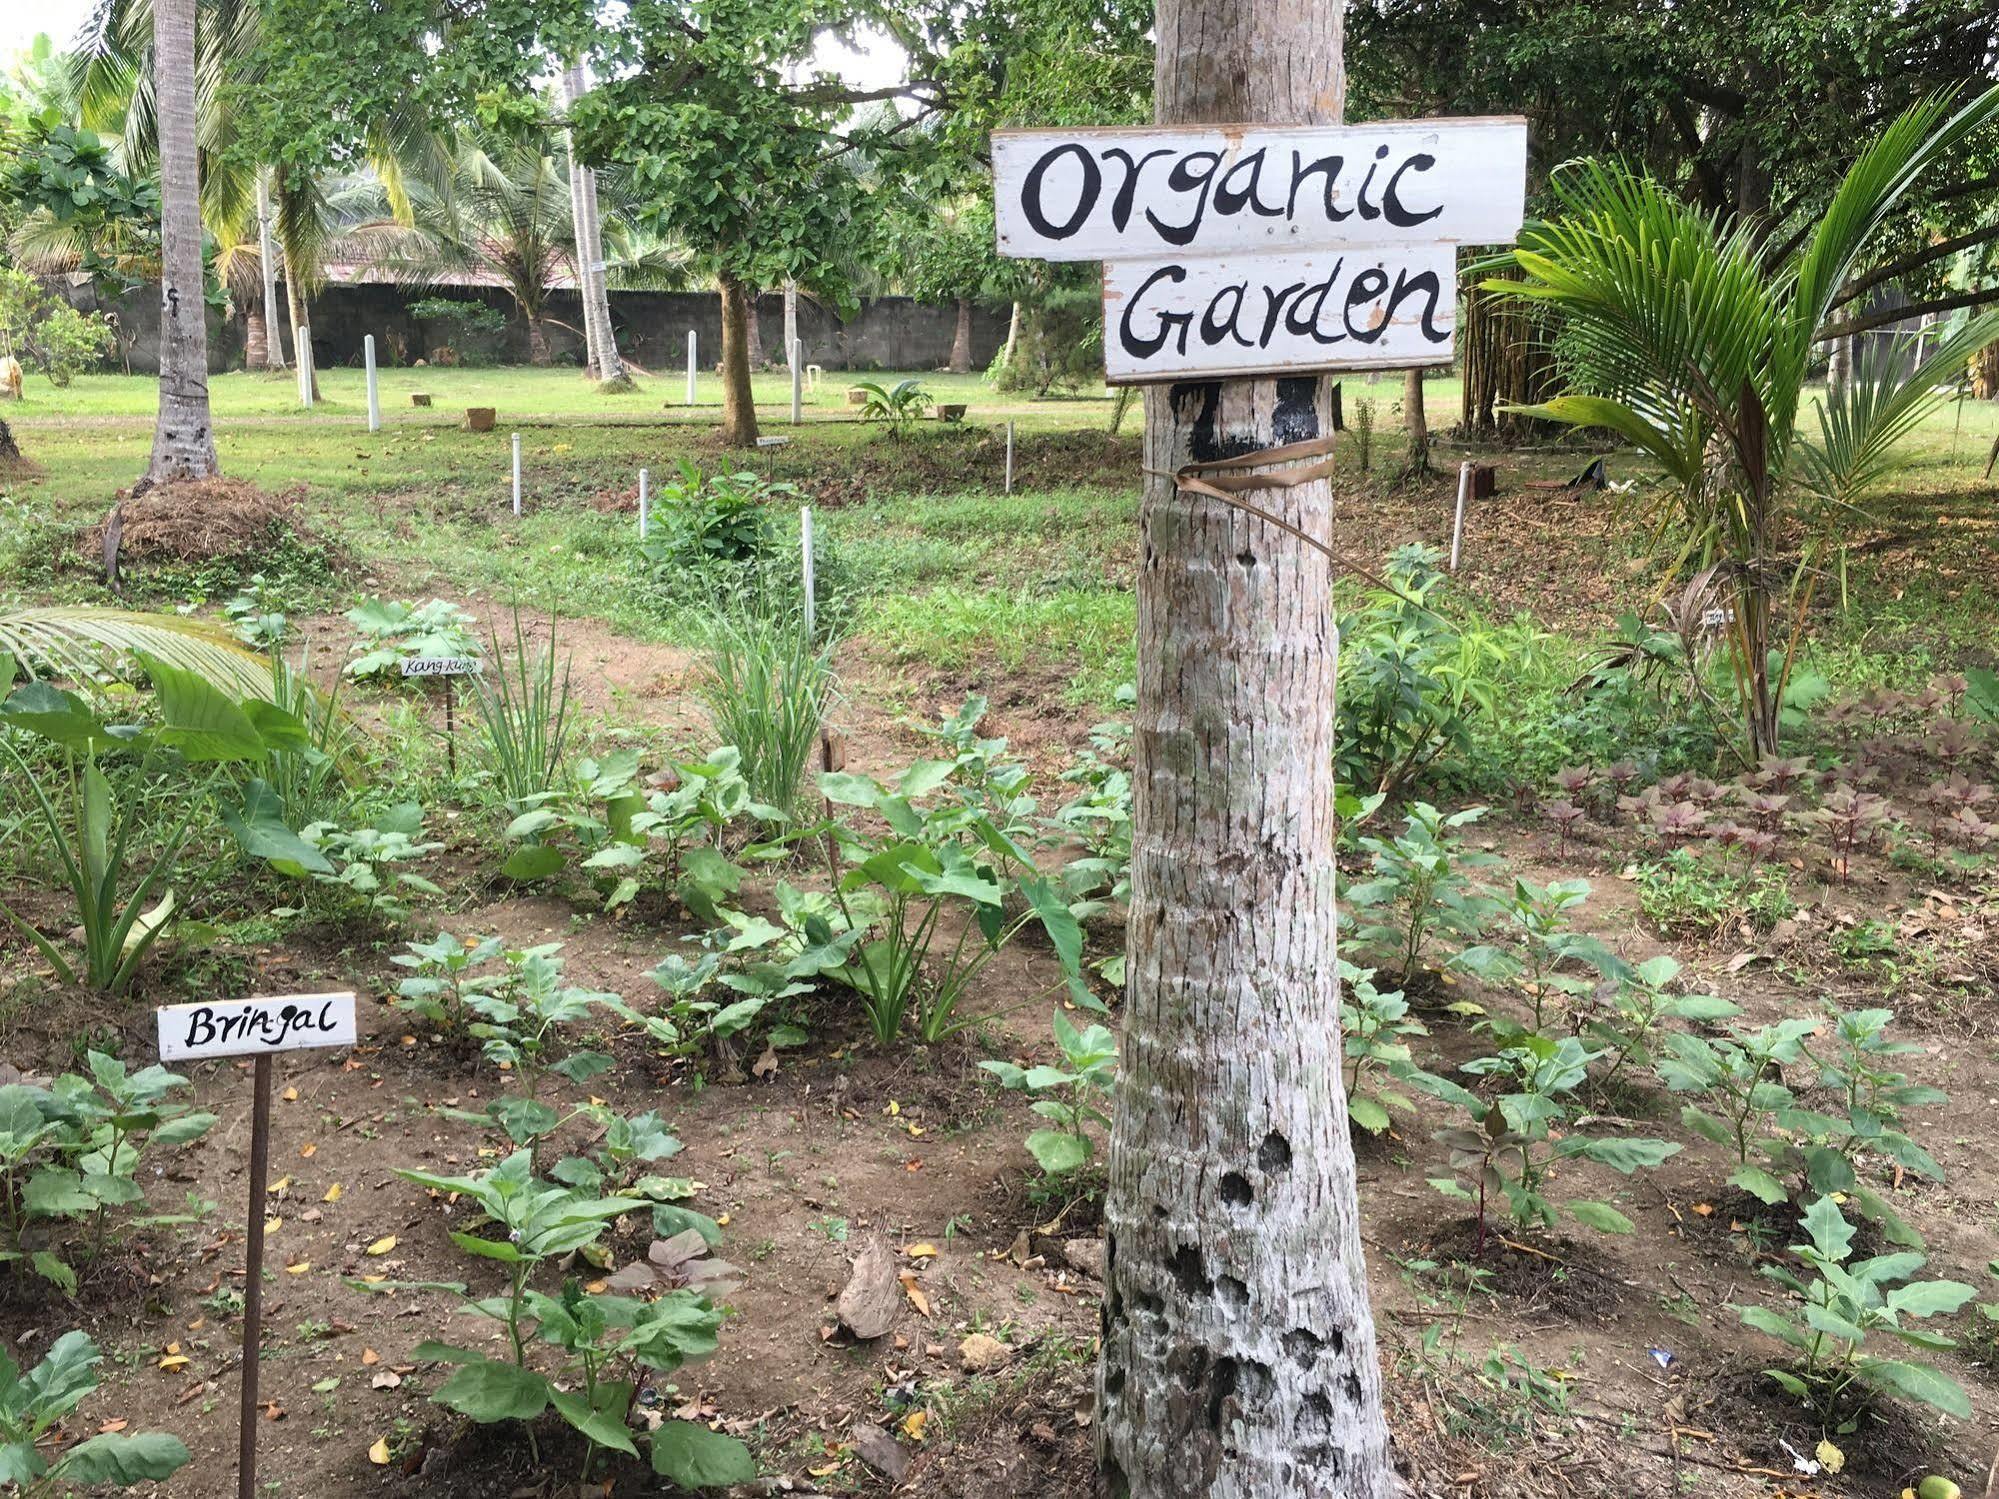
top-left (0, 609), bottom-right (274, 701)
top-left (1797, 311), bottom-right (1999, 514)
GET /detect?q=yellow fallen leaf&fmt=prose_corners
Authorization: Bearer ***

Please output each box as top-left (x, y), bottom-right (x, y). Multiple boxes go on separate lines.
top-left (907, 1124), bottom-right (925, 1138)
top-left (361, 1348), bottom-right (381, 1366)
top-left (901, 1409), bottom-right (928, 1442)
top-left (268, 1176), bottom-right (291, 1195)
top-left (299, 1143), bottom-right (317, 1159)
top-left (1816, 1440), bottom-right (1844, 1475)
top-left (158, 1348), bottom-right (189, 1371)
top-left (368, 1437), bottom-right (392, 1466)
top-left (884, 1100), bottom-right (900, 1117)
top-left (263, 1217), bottom-right (283, 1236)
top-left (899, 1271), bottom-right (931, 1318)
top-left (716, 1213), bottom-right (731, 1228)
top-left (906, 1243), bottom-right (938, 1259)
top-left (365, 1236), bottom-right (397, 1256)
top-left (281, 1086), bottom-right (299, 1102)
top-left (286, 1261), bottom-right (311, 1275)
top-left (323, 1184), bottom-right (344, 1203)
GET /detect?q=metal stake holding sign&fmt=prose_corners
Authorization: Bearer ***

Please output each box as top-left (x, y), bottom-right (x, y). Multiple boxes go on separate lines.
top-left (638, 467), bottom-right (651, 540)
top-left (157, 992), bottom-right (357, 1499)
top-left (686, 331), bottom-right (698, 406)
top-left (791, 339), bottom-right (804, 425)
top-left (364, 334), bottom-right (381, 432)
top-left (1005, 421), bottom-right (1015, 494)
top-left (402, 655), bottom-right (483, 774)
top-left (511, 433), bottom-right (523, 516)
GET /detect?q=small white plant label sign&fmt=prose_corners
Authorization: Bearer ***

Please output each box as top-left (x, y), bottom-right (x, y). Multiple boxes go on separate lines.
top-left (158, 992), bottom-right (357, 1061)
top-left (401, 655), bottom-right (483, 678)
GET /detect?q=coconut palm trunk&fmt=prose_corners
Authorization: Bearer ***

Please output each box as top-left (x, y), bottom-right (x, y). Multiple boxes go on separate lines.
top-left (560, 63), bottom-right (627, 387)
top-left (1403, 366), bottom-right (1431, 473)
top-left (1097, 0), bottom-right (1397, 1493)
top-left (145, 0), bottom-right (219, 484)
top-left (717, 272), bottom-right (758, 445)
top-left (948, 296), bottom-right (974, 373)
top-left (255, 170), bottom-right (287, 370)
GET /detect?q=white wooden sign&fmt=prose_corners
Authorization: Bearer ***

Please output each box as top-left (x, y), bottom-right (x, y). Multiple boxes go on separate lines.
top-left (1103, 246), bottom-right (1455, 382)
top-left (993, 118), bottom-right (1527, 262)
top-left (993, 115), bottom-right (1526, 383)
top-left (158, 991), bottom-right (357, 1061)
top-left (401, 655), bottom-right (482, 678)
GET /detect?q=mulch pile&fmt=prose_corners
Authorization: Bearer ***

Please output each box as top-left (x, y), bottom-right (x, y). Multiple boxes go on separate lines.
top-left (89, 477), bottom-right (310, 566)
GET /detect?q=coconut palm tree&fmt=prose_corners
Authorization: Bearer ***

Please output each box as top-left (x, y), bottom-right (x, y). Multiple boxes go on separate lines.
top-left (144, 0), bottom-right (217, 483)
top-left (1496, 85), bottom-right (1999, 758)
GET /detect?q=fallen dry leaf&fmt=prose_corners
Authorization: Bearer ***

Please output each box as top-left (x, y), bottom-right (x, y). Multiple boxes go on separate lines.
top-left (367, 1437), bottom-right (392, 1466)
top-left (281, 1086), bottom-right (299, 1103)
top-left (365, 1236), bottom-right (397, 1257)
top-left (899, 1271), bottom-right (932, 1318)
top-left (361, 1348), bottom-right (381, 1366)
top-left (323, 1184), bottom-right (343, 1204)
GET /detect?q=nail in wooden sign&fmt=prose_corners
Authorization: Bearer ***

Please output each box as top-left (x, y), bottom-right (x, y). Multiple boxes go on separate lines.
top-left (157, 991), bottom-right (357, 1061)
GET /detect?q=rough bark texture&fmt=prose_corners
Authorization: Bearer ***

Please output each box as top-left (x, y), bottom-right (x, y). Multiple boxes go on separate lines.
top-left (1099, 1), bottom-right (1396, 1496)
top-left (282, 250), bottom-right (319, 401)
top-left (1827, 335), bottom-right (1852, 401)
top-left (1402, 367), bottom-right (1430, 474)
top-left (561, 64), bottom-right (627, 388)
top-left (145, 0), bottom-right (219, 484)
top-left (255, 171), bottom-right (286, 370)
top-left (745, 289), bottom-right (764, 369)
top-left (0, 417), bottom-right (22, 470)
top-left (948, 296), bottom-right (975, 373)
top-left (1976, 339), bottom-right (1999, 400)
top-left (717, 272), bottom-right (759, 446)
top-left (526, 317), bottom-right (551, 366)
top-left (244, 311), bottom-right (269, 372)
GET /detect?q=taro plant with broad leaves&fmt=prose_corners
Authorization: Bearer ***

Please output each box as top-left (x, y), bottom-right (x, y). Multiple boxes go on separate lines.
top-left (916, 696), bottom-right (1040, 873)
top-left (854, 378), bottom-right (933, 438)
top-left (817, 760), bottom-right (1095, 1045)
top-left (1577, 955), bottom-right (1740, 1095)
top-left (343, 597), bottom-right (481, 680)
top-left (1432, 1034), bottom-right (1680, 1246)
top-left (0, 1056), bottom-right (215, 1292)
top-left (0, 1331), bottom-right (191, 1495)
top-left (364, 1152), bottom-right (753, 1488)
top-left (980, 1009), bottom-right (1116, 1178)
top-left (391, 931), bottom-right (505, 1036)
top-left (1344, 802), bottom-right (1499, 983)
top-left (2, 659), bottom-right (322, 991)
top-left (1048, 705), bottom-right (1132, 912)
top-left (1735, 1195), bottom-right (1974, 1424)
top-left (1340, 960), bottom-right (1477, 1135)
top-left (1450, 877), bottom-right (1622, 1037)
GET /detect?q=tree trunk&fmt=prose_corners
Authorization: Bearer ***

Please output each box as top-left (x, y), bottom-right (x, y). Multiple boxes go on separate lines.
top-left (1099, 0), bottom-right (1396, 1494)
top-left (1402, 366), bottom-right (1430, 474)
top-left (244, 310), bottom-right (269, 372)
top-left (255, 169), bottom-right (286, 369)
top-left (527, 316), bottom-right (551, 366)
top-left (145, 0), bottom-right (219, 485)
top-left (1002, 300), bottom-right (1021, 374)
top-left (0, 417), bottom-right (23, 471)
top-left (717, 272), bottom-right (759, 446)
top-left (281, 249), bottom-right (319, 401)
top-left (949, 296), bottom-right (975, 373)
top-left (1975, 338), bottom-right (1999, 400)
top-left (745, 289), bottom-right (764, 369)
top-left (561, 62), bottom-right (627, 389)
top-left (1827, 335), bottom-right (1852, 400)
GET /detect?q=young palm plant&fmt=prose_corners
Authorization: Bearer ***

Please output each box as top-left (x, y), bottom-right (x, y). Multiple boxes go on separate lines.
top-left (1494, 85), bottom-right (1999, 758)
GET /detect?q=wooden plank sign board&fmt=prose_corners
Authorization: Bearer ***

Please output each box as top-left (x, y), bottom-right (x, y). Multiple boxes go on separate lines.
top-left (158, 992), bottom-right (357, 1061)
top-left (401, 655), bottom-right (482, 678)
top-left (992, 116), bottom-right (1527, 383)
top-left (993, 118), bottom-right (1527, 261)
top-left (1103, 246), bottom-right (1454, 382)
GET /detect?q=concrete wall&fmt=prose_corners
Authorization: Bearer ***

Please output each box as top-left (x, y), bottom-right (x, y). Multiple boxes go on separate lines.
top-left (65, 280), bottom-right (1008, 376)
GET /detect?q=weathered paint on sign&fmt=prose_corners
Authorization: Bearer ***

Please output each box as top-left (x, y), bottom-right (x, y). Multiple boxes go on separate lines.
top-left (993, 118), bottom-right (1527, 262)
top-left (1102, 246), bottom-right (1455, 383)
top-left (158, 991), bottom-right (358, 1061)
